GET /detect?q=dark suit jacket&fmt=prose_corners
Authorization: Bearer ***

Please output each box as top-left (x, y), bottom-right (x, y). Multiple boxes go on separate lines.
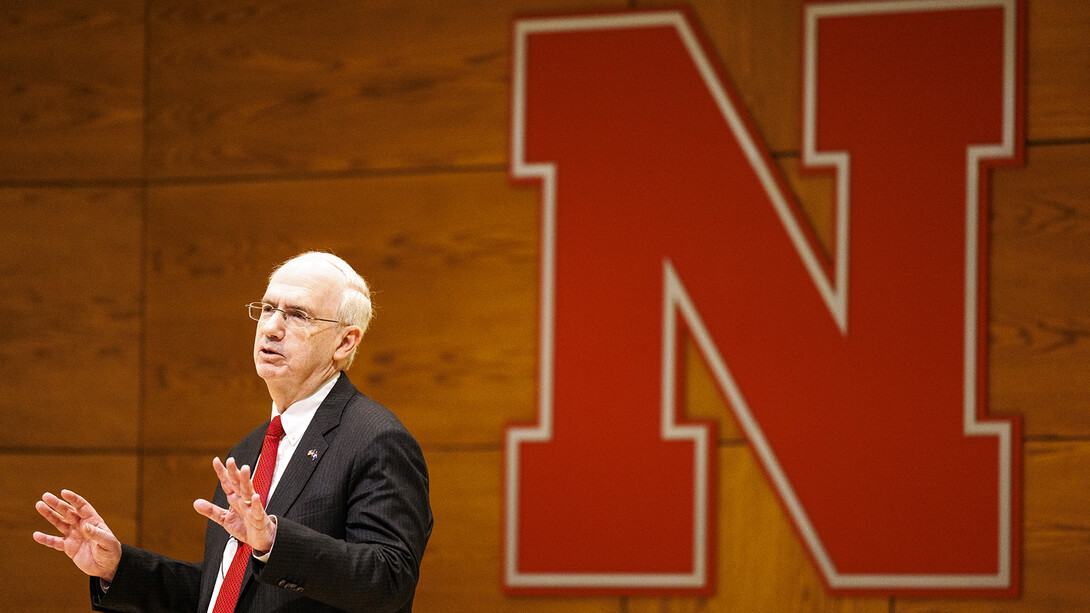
top-left (91, 374), bottom-right (433, 613)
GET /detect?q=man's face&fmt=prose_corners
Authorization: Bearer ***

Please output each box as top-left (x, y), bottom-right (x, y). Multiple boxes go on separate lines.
top-left (253, 258), bottom-right (345, 397)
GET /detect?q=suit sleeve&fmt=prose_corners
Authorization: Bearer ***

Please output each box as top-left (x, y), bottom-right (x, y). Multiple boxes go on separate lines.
top-left (253, 426), bottom-right (433, 613)
top-left (90, 544), bottom-right (203, 613)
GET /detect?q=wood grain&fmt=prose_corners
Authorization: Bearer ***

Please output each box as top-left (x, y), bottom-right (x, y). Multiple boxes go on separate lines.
top-left (1027, 0), bottom-right (1090, 141)
top-left (0, 0), bottom-right (143, 180)
top-left (140, 453), bottom-right (217, 562)
top-left (144, 0), bottom-right (627, 178)
top-left (144, 172), bottom-right (540, 450)
top-left (989, 144), bottom-right (1090, 437)
top-left (415, 449), bottom-right (623, 613)
top-left (0, 188), bottom-right (142, 450)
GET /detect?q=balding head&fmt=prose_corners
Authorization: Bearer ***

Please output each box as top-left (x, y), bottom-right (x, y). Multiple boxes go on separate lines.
top-left (268, 251), bottom-right (373, 369)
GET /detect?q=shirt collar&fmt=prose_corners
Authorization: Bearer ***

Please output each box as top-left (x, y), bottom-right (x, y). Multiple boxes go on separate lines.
top-left (270, 372), bottom-right (340, 446)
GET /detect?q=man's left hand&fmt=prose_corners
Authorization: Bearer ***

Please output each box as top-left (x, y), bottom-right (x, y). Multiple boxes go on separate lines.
top-left (194, 457), bottom-right (277, 553)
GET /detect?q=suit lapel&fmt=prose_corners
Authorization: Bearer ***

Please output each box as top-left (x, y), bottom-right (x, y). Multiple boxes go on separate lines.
top-left (265, 374), bottom-right (352, 518)
top-left (203, 374), bottom-right (355, 608)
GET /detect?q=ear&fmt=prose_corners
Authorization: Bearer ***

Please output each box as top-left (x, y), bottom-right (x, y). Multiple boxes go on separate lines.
top-left (332, 325), bottom-right (363, 362)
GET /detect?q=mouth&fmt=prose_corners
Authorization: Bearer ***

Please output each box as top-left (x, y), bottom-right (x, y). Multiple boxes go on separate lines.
top-left (259, 346), bottom-right (284, 358)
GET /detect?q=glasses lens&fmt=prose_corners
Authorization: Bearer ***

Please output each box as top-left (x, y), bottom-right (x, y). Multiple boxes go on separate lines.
top-left (283, 308), bottom-right (306, 325)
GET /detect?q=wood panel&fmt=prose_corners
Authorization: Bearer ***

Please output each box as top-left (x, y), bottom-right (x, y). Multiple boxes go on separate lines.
top-left (141, 453), bottom-right (216, 562)
top-left (1027, 0), bottom-right (1090, 141)
top-left (3, 454), bottom-right (138, 612)
top-left (896, 441), bottom-right (1090, 612)
top-left (144, 0), bottom-right (626, 179)
top-left (0, 0), bottom-right (143, 181)
top-left (1, 1), bottom-right (1088, 612)
top-left (0, 188), bottom-right (142, 450)
top-left (415, 449), bottom-right (622, 613)
top-left (989, 144), bottom-right (1090, 437)
top-left (145, 172), bottom-right (540, 450)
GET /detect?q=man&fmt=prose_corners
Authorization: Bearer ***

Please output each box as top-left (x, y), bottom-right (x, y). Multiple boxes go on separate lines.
top-left (33, 252), bottom-right (432, 613)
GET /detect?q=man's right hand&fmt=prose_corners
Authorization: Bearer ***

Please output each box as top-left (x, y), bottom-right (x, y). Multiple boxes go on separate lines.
top-left (33, 489), bottom-right (122, 583)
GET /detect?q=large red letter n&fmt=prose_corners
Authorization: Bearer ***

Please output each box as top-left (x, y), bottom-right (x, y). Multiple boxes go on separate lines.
top-left (505, 1), bottom-right (1023, 597)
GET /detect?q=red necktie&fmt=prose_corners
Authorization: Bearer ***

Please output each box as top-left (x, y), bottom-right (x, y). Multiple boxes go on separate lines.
top-left (212, 415), bottom-right (285, 613)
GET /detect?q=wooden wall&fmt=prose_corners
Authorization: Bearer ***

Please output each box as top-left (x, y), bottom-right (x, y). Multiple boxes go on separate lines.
top-left (1, 1), bottom-right (1087, 611)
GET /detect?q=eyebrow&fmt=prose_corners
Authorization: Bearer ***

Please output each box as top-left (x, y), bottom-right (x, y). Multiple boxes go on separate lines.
top-left (261, 298), bottom-right (314, 313)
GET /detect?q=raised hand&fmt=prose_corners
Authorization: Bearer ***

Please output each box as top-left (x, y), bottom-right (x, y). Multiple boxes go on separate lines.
top-left (193, 457), bottom-right (277, 553)
top-left (33, 490), bottom-right (122, 582)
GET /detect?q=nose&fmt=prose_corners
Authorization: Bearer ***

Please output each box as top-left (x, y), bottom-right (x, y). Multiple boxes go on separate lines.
top-left (259, 309), bottom-right (286, 339)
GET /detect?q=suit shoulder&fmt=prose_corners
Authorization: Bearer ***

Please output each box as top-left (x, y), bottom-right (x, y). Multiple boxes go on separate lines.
top-left (341, 390), bottom-right (415, 438)
top-left (337, 391), bottom-right (429, 478)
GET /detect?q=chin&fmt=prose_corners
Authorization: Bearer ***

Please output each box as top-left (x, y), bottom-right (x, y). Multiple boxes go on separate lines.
top-left (255, 362), bottom-right (286, 381)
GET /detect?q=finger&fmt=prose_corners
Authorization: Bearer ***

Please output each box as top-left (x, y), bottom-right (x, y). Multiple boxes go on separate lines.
top-left (212, 457), bottom-right (234, 494)
top-left (226, 461), bottom-right (254, 507)
top-left (237, 465), bottom-right (256, 502)
top-left (60, 489), bottom-right (101, 520)
top-left (36, 500), bottom-right (74, 534)
top-left (225, 457), bottom-right (244, 487)
top-left (214, 456), bottom-right (234, 485)
top-left (229, 490), bottom-right (256, 517)
top-left (245, 492), bottom-right (267, 523)
top-left (42, 492), bottom-right (78, 522)
top-left (193, 499), bottom-right (226, 525)
top-left (223, 489), bottom-right (242, 512)
top-left (41, 491), bottom-right (64, 508)
top-left (32, 530), bottom-right (68, 552)
top-left (224, 458), bottom-right (249, 497)
top-left (81, 522), bottom-right (113, 547)
top-left (226, 487), bottom-right (255, 517)
top-left (36, 498), bottom-right (66, 522)
top-left (213, 455), bottom-right (231, 484)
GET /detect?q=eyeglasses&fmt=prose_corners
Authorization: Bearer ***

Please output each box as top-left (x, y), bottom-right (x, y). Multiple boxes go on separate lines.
top-left (246, 302), bottom-right (346, 327)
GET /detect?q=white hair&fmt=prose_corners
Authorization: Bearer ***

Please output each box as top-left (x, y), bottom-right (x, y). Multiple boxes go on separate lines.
top-left (271, 251), bottom-right (373, 369)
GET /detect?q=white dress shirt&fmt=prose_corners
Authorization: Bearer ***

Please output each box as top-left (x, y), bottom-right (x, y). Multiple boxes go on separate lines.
top-left (205, 372), bottom-right (339, 612)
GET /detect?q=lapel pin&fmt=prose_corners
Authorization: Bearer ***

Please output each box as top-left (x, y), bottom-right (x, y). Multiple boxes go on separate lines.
top-left (307, 449), bottom-right (318, 460)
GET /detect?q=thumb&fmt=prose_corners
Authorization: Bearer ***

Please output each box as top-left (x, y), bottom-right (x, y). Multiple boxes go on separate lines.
top-left (83, 522), bottom-right (108, 544)
top-left (193, 498), bottom-right (225, 526)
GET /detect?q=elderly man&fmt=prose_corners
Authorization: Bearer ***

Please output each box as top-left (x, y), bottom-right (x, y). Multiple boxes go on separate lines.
top-left (34, 252), bottom-right (432, 613)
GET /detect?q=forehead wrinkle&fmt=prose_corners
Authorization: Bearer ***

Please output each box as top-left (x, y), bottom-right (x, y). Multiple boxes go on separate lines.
top-left (265, 261), bottom-right (344, 316)
top-left (263, 283), bottom-right (318, 312)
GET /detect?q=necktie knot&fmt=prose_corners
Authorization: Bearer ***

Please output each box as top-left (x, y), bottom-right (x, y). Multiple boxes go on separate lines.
top-left (266, 415), bottom-right (285, 440)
